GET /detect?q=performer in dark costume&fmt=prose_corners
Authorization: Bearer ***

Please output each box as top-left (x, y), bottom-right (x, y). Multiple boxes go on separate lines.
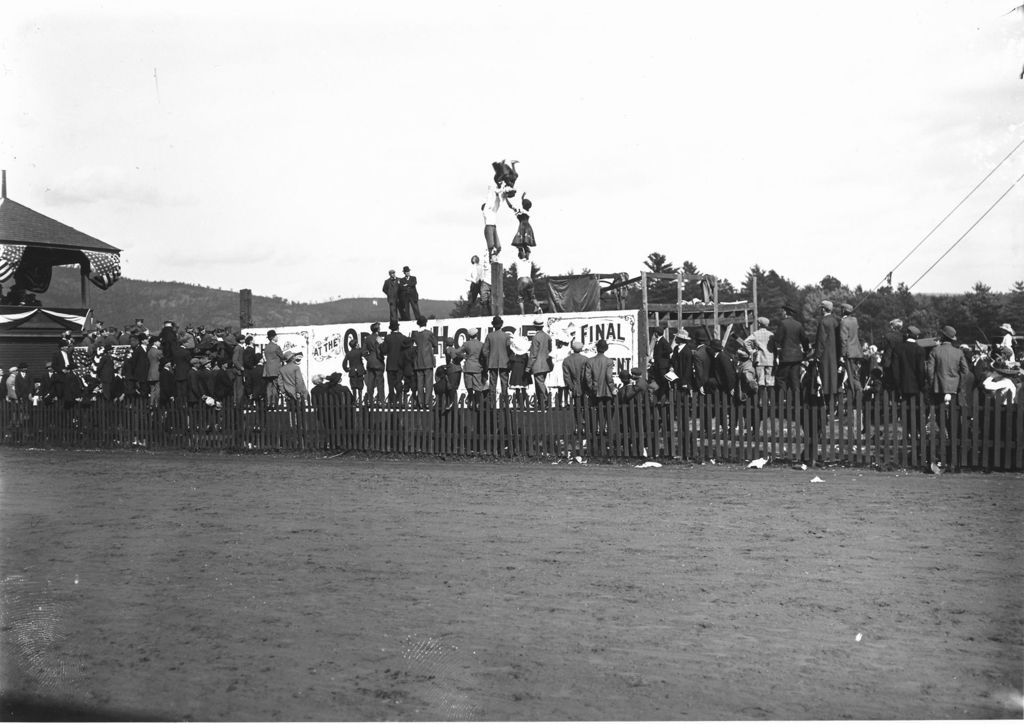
top-left (491, 159), bottom-right (519, 194)
top-left (507, 194), bottom-right (536, 250)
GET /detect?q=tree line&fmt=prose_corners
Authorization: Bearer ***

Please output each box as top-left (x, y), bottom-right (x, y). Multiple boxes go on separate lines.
top-left (451, 251), bottom-right (1024, 346)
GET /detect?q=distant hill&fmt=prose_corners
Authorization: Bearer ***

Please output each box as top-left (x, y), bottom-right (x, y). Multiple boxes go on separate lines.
top-left (36, 266), bottom-right (459, 329)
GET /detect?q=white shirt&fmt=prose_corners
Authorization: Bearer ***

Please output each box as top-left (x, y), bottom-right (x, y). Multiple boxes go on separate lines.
top-left (481, 186), bottom-right (501, 225)
top-left (467, 261), bottom-right (488, 284)
top-left (515, 258), bottom-right (536, 280)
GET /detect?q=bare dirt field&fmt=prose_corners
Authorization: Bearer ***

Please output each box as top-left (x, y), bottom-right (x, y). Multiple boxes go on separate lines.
top-left (1, 449), bottom-right (1021, 721)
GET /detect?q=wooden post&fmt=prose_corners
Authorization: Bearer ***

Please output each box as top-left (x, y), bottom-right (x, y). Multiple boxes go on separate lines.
top-left (712, 276), bottom-right (719, 340)
top-left (239, 288), bottom-right (253, 329)
top-left (752, 275), bottom-right (758, 326)
top-left (490, 261), bottom-right (504, 316)
top-left (80, 264), bottom-right (89, 308)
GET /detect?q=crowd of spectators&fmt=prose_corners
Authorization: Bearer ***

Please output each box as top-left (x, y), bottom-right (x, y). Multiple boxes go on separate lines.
top-left (2, 308), bottom-right (1021, 419)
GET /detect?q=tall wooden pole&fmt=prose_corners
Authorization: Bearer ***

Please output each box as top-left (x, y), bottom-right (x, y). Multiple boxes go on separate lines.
top-left (490, 261), bottom-right (504, 317)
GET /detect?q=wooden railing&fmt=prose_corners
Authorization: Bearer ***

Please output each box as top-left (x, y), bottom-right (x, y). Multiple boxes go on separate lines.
top-left (1, 390), bottom-right (1021, 471)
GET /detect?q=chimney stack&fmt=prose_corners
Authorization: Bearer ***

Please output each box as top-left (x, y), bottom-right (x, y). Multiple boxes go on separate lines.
top-left (1, 170), bottom-right (6, 199)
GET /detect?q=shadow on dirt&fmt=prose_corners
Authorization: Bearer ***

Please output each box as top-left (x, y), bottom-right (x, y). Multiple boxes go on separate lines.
top-left (0, 693), bottom-right (170, 722)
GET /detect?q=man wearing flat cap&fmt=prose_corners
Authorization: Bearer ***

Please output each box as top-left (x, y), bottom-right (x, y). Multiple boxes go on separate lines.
top-left (362, 322), bottom-right (386, 406)
top-left (744, 316), bottom-right (775, 388)
top-left (773, 303), bottom-right (809, 402)
top-left (839, 302), bottom-right (863, 394)
top-left (527, 317), bottom-right (552, 409)
top-left (455, 328), bottom-right (486, 408)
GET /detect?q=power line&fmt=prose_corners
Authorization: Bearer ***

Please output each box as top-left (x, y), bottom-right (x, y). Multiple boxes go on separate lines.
top-left (871, 135), bottom-right (1024, 292)
top-left (906, 170), bottom-right (1024, 291)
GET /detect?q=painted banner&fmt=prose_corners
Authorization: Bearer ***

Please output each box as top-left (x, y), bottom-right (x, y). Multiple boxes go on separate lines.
top-left (244, 310), bottom-right (640, 394)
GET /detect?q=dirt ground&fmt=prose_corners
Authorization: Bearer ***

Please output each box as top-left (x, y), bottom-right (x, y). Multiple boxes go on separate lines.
top-left (0, 450), bottom-right (1021, 721)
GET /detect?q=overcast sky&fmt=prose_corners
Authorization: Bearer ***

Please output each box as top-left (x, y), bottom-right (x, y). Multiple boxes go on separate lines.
top-left (1, 1), bottom-right (1021, 303)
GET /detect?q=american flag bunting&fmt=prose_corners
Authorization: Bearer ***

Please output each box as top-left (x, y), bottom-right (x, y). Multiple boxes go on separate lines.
top-left (0, 243), bottom-right (26, 283)
top-left (83, 250), bottom-right (122, 290)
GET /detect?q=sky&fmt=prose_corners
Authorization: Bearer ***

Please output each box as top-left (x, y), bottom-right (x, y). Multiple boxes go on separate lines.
top-left (1, 0), bottom-right (1022, 304)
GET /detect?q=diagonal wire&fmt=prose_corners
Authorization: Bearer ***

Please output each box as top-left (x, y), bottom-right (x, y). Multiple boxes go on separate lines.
top-left (871, 135), bottom-right (1024, 291)
top-left (907, 170), bottom-right (1024, 291)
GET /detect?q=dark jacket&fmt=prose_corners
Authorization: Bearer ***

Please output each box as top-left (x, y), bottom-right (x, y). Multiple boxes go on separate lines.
top-left (774, 317), bottom-right (809, 365)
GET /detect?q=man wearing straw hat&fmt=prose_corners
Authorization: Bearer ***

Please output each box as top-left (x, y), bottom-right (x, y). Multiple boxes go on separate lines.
top-left (996, 323), bottom-right (1016, 363)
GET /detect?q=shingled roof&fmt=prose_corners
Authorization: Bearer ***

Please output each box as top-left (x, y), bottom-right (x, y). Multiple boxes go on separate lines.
top-left (0, 197), bottom-right (120, 253)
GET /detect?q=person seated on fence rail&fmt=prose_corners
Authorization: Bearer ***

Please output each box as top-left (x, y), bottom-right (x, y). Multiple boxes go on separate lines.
top-left (456, 328), bottom-right (485, 409)
top-left (362, 322), bottom-right (386, 406)
top-left (618, 366), bottom-right (650, 404)
top-left (547, 333), bottom-right (570, 408)
top-left (891, 325), bottom-right (927, 402)
top-left (669, 329), bottom-right (692, 394)
top-left (734, 346), bottom-right (758, 401)
top-left (343, 343), bottom-right (366, 405)
top-left (690, 328), bottom-right (712, 395)
top-left (562, 338), bottom-right (587, 405)
top-left (928, 325), bottom-right (969, 406)
top-left (279, 351), bottom-right (309, 409)
top-left (262, 330), bottom-right (287, 405)
top-left (648, 328), bottom-right (672, 401)
top-left (508, 331), bottom-right (532, 408)
top-left (437, 342), bottom-right (463, 411)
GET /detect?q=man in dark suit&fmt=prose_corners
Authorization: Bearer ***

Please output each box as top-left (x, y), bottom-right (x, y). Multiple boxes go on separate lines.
top-left (382, 270), bottom-right (401, 326)
top-left (172, 336), bottom-right (192, 405)
top-left (158, 321), bottom-right (178, 363)
top-left (482, 316), bottom-right (511, 405)
top-left (773, 303), bottom-right (810, 403)
top-left (648, 328), bottom-right (673, 398)
top-left (124, 335), bottom-right (147, 399)
top-left (94, 346), bottom-right (117, 402)
top-left (39, 362), bottom-right (58, 404)
top-left (399, 266), bottom-right (421, 321)
top-left (50, 339), bottom-right (73, 401)
top-left (670, 330), bottom-right (694, 393)
top-left (382, 321), bottom-right (407, 405)
top-left (690, 329), bottom-right (712, 395)
top-left (891, 325), bottom-right (926, 400)
top-left (362, 322), bottom-right (386, 406)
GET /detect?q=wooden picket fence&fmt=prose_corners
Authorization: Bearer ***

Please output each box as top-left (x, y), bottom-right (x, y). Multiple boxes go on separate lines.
top-left (1, 389), bottom-right (1021, 471)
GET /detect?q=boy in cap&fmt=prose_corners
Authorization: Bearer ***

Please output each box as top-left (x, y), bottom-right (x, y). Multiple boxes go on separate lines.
top-left (839, 302), bottom-right (863, 394)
